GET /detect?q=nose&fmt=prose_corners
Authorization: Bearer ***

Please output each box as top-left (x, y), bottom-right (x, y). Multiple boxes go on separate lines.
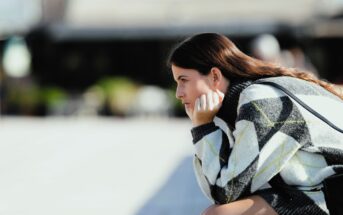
top-left (175, 86), bottom-right (184, 100)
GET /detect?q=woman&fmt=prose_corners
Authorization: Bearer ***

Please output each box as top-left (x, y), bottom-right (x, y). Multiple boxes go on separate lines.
top-left (168, 33), bottom-right (343, 215)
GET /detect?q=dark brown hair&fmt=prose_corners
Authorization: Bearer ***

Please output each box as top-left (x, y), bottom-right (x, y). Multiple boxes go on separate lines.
top-left (168, 33), bottom-right (343, 99)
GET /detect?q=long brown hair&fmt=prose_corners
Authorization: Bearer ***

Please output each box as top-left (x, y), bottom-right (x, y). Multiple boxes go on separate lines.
top-left (168, 33), bottom-right (343, 100)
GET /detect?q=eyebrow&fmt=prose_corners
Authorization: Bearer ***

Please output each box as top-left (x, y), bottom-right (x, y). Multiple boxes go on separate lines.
top-left (177, 75), bottom-right (188, 81)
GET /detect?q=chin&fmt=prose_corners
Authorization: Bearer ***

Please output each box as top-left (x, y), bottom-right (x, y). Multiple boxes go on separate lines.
top-left (185, 105), bottom-right (192, 110)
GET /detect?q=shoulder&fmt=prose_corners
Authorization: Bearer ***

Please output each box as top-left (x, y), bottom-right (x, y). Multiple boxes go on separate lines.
top-left (237, 77), bottom-right (288, 109)
top-left (237, 76), bottom-right (335, 109)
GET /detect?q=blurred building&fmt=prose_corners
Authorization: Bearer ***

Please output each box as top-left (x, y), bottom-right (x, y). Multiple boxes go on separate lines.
top-left (1, 0), bottom-right (343, 116)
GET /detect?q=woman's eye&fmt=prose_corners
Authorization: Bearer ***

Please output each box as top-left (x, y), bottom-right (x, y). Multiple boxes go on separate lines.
top-left (180, 79), bottom-right (188, 83)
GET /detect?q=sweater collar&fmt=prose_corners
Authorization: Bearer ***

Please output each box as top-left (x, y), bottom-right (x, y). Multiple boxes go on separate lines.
top-left (216, 78), bottom-right (254, 128)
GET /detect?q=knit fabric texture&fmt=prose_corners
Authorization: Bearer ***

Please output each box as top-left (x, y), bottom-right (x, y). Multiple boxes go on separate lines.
top-left (191, 76), bottom-right (343, 215)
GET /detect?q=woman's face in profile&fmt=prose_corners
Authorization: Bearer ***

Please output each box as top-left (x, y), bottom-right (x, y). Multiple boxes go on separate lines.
top-left (172, 64), bottom-right (213, 113)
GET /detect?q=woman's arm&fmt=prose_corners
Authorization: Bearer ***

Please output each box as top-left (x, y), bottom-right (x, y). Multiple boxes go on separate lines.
top-left (192, 85), bottom-right (306, 204)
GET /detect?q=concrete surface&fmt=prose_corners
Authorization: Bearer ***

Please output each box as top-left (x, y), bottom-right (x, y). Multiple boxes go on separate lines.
top-left (0, 117), bottom-right (210, 215)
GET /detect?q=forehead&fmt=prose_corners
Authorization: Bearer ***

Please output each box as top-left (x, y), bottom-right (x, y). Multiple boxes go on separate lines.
top-left (171, 64), bottom-right (200, 78)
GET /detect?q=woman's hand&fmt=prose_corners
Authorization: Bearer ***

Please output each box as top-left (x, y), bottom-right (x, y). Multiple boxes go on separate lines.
top-left (187, 89), bottom-right (224, 126)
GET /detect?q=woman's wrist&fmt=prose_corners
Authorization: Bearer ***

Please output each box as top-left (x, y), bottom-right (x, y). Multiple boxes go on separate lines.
top-left (191, 122), bottom-right (217, 143)
top-left (192, 118), bottom-right (213, 127)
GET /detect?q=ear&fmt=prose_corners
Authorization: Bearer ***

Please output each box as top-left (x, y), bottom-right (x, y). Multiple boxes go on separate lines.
top-left (209, 67), bottom-right (223, 88)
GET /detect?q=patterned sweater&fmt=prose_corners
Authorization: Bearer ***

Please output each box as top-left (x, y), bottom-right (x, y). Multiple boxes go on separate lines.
top-left (191, 76), bottom-right (343, 215)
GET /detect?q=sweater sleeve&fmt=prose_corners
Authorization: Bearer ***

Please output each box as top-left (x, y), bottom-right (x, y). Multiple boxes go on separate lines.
top-left (192, 84), bottom-right (305, 204)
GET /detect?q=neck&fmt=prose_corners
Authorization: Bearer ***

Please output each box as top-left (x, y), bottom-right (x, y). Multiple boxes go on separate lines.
top-left (216, 78), bottom-right (254, 128)
top-left (218, 78), bottom-right (230, 94)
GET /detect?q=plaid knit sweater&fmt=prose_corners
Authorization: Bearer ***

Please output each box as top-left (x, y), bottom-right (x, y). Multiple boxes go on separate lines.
top-left (191, 76), bottom-right (343, 215)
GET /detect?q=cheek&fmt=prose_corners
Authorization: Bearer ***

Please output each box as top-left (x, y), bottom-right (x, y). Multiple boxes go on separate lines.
top-left (186, 82), bottom-right (211, 106)
top-left (194, 80), bottom-right (212, 96)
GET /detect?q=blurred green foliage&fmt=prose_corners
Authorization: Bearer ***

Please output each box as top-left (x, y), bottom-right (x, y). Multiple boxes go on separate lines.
top-left (40, 86), bottom-right (68, 108)
top-left (96, 76), bottom-right (139, 116)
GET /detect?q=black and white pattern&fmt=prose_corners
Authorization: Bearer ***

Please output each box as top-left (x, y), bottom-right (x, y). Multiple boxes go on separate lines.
top-left (191, 76), bottom-right (343, 214)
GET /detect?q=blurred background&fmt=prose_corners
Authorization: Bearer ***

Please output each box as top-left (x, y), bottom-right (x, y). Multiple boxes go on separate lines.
top-left (0, 0), bottom-right (343, 214)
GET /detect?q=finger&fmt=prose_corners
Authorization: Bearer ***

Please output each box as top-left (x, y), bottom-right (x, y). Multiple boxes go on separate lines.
top-left (213, 92), bottom-right (219, 106)
top-left (200, 94), bottom-right (206, 111)
top-left (207, 92), bottom-right (214, 111)
top-left (195, 98), bottom-right (201, 112)
top-left (216, 89), bottom-right (225, 102)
